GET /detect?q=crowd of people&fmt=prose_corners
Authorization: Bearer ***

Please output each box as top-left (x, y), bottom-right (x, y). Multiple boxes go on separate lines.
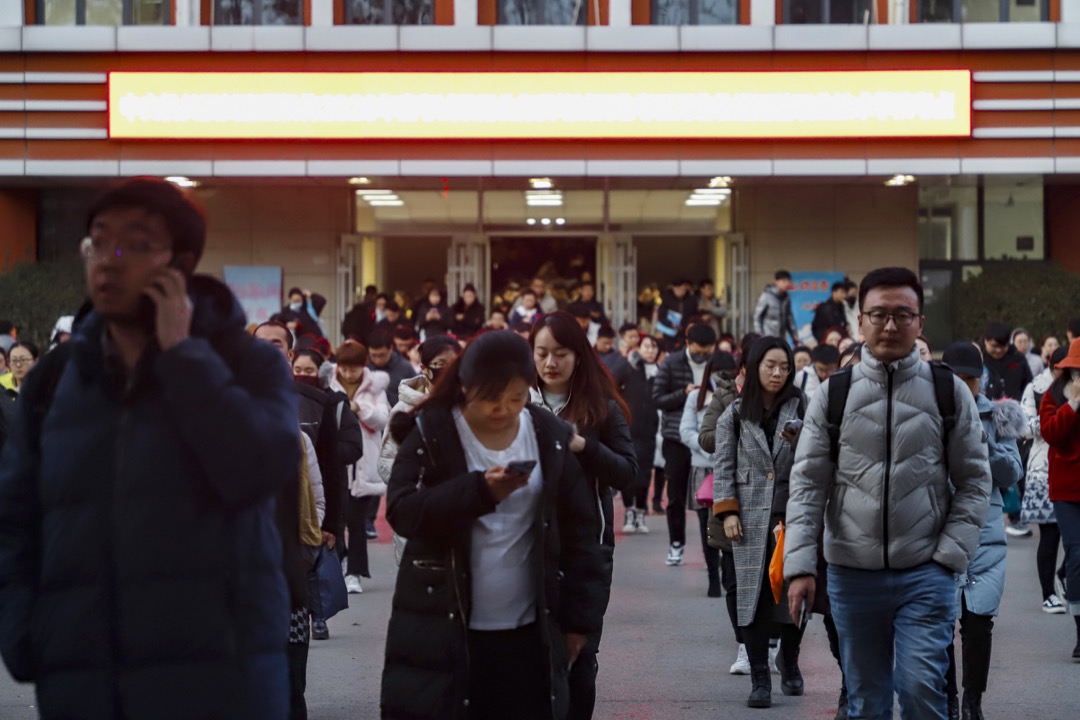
top-left (0, 178), bottom-right (1078, 720)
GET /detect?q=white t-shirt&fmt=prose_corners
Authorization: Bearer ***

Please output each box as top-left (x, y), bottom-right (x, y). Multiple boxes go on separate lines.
top-left (452, 407), bottom-right (543, 631)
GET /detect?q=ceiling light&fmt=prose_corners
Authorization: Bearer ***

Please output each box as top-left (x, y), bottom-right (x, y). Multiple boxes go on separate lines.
top-left (885, 174), bottom-right (916, 187)
top-left (708, 176), bottom-right (733, 188)
top-left (367, 200), bottom-right (405, 207)
top-left (165, 176), bottom-right (199, 188)
top-left (541, 218), bottom-right (552, 225)
top-left (529, 178), bottom-right (555, 190)
top-left (691, 188), bottom-right (731, 196)
top-left (686, 199), bottom-right (724, 207)
top-left (689, 193), bottom-right (729, 202)
top-left (348, 177), bottom-right (372, 185)
top-left (355, 189), bottom-right (395, 196)
top-left (555, 218), bottom-right (566, 225)
top-left (526, 218), bottom-right (537, 225)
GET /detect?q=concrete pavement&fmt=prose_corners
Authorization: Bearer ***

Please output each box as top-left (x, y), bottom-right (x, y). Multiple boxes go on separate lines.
top-left (2, 507), bottom-right (1077, 719)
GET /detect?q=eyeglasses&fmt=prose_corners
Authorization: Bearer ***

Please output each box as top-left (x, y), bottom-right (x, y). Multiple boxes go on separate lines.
top-left (80, 236), bottom-right (171, 262)
top-left (10, 358), bottom-right (34, 367)
top-left (762, 362), bottom-right (791, 376)
top-left (865, 310), bottom-right (920, 327)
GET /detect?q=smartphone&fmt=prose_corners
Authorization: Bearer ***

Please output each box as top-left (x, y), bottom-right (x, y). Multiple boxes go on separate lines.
top-left (798, 600), bottom-right (810, 630)
top-left (506, 460), bottom-right (538, 478)
top-left (137, 255), bottom-right (187, 333)
top-left (782, 419), bottom-right (804, 435)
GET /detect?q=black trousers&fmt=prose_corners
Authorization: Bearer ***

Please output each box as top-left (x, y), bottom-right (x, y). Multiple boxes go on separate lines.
top-left (946, 596), bottom-right (994, 696)
top-left (662, 439), bottom-right (691, 546)
top-left (696, 507), bottom-right (720, 582)
top-left (721, 550), bottom-right (742, 644)
top-left (468, 623), bottom-right (550, 720)
top-left (343, 495), bottom-right (375, 578)
top-left (1037, 522), bottom-right (1069, 600)
top-left (567, 650), bottom-right (599, 720)
top-left (621, 437), bottom-right (655, 510)
top-left (287, 642), bottom-right (309, 720)
top-left (651, 465), bottom-right (666, 509)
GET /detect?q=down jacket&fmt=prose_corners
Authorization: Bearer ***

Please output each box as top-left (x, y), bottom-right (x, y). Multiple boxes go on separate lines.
top-left (0, 275), bottom-right (301, 720)
top-left (329, 367), bottom-right (391, 498)
top-left (380, 403), bottom-right (608, 720)
top-left (1021, 368), bottom-right (1056, 524)
top-left (378, 376), bottom-right (430, 484)
top-left (958, 395), bottom-right (1024, 617)
top-left (753, 284), bottom-right (798, 344)
top-left (652, 350), bottom-right (699, 442)
top-left (784, 346), bottom-right (992, 579)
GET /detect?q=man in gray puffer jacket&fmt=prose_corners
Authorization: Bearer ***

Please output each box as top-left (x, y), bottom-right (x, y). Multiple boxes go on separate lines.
top-left (752, 270), bottom-right (799, 345)
top-left (784, 267), bottom-right (992, 720)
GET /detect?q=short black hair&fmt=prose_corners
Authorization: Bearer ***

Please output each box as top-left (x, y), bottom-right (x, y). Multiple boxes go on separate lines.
top-left (619, 322), bottom-right (639, 336)
top-left (859, 267), bottom-right (923, 313)
top-left (393, 326), bottom-right (416, 341)
top-left (0, 320), bottom-right (13, 335)
top-left (775, 270), bottom-right (792, 282)
top-left (984, 322), bottom-right (1011, 345)
top-left (253, 320), bottom-right (294, 350)
top-left (567, 303), bottom-right (591, 320)
top-left (9, 341), bottom-right (40, 361)
top-left (597, 325), bottom-right (616, 340)
top-left (811, 345), bottom-right (841, 365)
top-left (1068, 317), bottom-right (1080, 338)
top-left (87, 178), bottom-right (206, 266)
top-left (831, 282), bottom-right (846, 294)
top-left (699, 278), bottom-right (714, 287)
top-left (384, 301), bottom-right (401, 313)
top-left (367, 329), bottom-right (393, 350)
top-left (793, 345), bottom-right (812, 359)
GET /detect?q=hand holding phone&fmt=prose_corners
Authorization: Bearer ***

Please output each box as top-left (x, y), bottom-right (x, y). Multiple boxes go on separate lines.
top-left (781, 419), bottom-right (803, 444)
top-left (484, 462), bottom-right (534, 503)
top-left (506, 460), bottom-right (538, 478)
top-left (141, 266), bottom-right (192, 350)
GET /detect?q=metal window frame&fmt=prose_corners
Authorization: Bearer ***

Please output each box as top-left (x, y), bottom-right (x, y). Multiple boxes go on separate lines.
top-left (37, 0), bottom-right (171, 25)
top-left (917, 0), bottom-right (1051, 22)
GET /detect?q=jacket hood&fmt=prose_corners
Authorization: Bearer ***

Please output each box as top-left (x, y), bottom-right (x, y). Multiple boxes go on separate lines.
top-left (397, 375), bottom-right (429, 408)
top-left (363, 368), bottom-right (390, 394)
top-left (980, 395), bottom-right (1026, 440)
top-left (765, 283), bottom-right (786, 297)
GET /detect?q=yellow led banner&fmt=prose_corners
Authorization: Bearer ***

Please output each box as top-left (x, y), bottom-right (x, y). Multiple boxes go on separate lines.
top-left (108, 71), bottom-right (972, 140)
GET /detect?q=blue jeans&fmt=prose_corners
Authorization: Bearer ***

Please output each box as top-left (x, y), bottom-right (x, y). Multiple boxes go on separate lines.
top-left (828, 562), bottom-right (956, 720)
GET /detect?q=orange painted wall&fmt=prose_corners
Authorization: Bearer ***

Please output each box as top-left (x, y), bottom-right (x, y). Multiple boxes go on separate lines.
top-left (0, 191), bottom-right (38, 271)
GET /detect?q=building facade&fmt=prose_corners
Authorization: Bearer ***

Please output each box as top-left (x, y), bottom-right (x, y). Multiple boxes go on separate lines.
top-left (1, 0), bottom-right (1077, 346)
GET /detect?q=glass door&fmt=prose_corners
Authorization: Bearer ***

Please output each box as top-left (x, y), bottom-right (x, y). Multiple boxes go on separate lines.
top-left (596, 233), bottom-right (637, 329)
top-left (448, 235), bottom-right (491, 316)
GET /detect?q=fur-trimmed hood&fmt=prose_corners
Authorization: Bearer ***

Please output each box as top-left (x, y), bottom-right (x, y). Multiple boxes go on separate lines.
top-left (978, 395), bottom-right (1026, 440)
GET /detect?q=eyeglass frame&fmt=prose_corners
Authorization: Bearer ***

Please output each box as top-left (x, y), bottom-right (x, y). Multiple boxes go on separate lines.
top-left (863, 309), bottom-right (922, 327)
top-left (762, 362), bottom-right (792, 376)
top-left (79, 235), bottom-right (173, 262)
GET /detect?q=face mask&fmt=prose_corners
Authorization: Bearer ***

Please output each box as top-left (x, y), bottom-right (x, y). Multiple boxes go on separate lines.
top-left (289, 302), bottom-right (303, 312)
top-left (846, 297), bottom-right (857, 308)
top-left (294, 375), bottom-right (320, 389)
top-left (428, 366), bottom-right (444, 383)
top-left (690, 353), bottom-right (709, 365)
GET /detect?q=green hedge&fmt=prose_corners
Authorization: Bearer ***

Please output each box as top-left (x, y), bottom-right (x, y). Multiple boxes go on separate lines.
top-left (954, 261), bottom-right (1080, 343)
top-left (0, 259), bottom-right (88, 348)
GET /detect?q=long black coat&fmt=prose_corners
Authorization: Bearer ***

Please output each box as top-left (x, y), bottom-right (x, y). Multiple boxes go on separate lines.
top-left (381, 404), bottom-right (608, 720)
top-left (653, 350), bottom-right (696, 442)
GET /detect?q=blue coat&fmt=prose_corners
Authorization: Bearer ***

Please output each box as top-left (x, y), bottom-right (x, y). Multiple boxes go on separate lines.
top-left (957, 395), bottom-right (1024, 617)
top-left (0, 276), bottom-right (300, 720)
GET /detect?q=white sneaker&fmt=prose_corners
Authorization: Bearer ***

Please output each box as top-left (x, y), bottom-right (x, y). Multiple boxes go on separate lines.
top-left (729, 643), bottom-right (751, 675)
top-left (622, 510), bottom-right (636, 534)
top-left (665, 543), bottom-right (684, 566)
top-left (345, 575), bottom-right (363, 594)
top-left (634, 509), bottom-right (650, 534)
top-left (1043, 595), bottom-right (1067, 614)
top-left (770, 643), bottom-right (780, 674)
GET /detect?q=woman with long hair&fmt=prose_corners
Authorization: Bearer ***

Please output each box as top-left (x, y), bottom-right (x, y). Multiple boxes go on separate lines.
top-left (1038, 338), bottom-right (1080, 662)
top-left (530, 312), bottom-right (637, 720)
top-left (713, 337), bottom-right (807, 708)
top-left (381, 331), bottom-right (606, 720)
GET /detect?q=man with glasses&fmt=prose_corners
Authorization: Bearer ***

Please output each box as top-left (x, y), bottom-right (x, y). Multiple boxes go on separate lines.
top-left (784, 267), bottom-right (992, 720)
top-left (0, 179), bottom-right (301, 720)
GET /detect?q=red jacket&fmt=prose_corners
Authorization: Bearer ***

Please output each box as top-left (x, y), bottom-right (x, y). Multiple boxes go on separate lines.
top-left (1039, 392), bottom-right (1080, 502)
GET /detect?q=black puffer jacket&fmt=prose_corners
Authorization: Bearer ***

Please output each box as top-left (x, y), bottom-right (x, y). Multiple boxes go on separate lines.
top-left (381, 404), bottom-right (608, 720)
top-left (0, 275), bottom-right (300, 720)
top-left (623, 360), bottom-right (659, 443)
top-left (296, 383), bottom-right (363, 538)
top-left (450, 299), bottom-right (485, 339)
top-left (652, 350), bottom-right (697, 441)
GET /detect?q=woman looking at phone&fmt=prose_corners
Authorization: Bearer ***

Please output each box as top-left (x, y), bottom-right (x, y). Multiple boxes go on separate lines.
top-left (530, 312), bottom-right (637, 720)
top-left (712, 336), bottom-right (807, 709)
top-left (381, 331), bottom-right (606, 720)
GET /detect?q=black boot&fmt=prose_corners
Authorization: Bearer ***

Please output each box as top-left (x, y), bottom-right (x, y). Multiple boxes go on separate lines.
top-left (947, 692), bottom-right (960, 720)
top-left (961, 690), bottom-right (984, 720)
top-left (747, 666), bottom-right (772, 708)
top-left (779, 631), bottom-right (804, 696)
top-left (834, 681), bottom-right (848, 720)
top-left (1074, 616), bottom-right (1080, 662)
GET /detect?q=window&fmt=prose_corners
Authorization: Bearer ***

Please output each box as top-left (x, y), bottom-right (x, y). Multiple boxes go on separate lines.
top-left (917, 0), bottom-right (1048, 22)
top-left (38, 0), bottom-right (169, 24)
top-left (983, 176), bottom-right (1044, 261)
top-left (497, 0), bottom-right (587, 24)
top-left (651, 0), bottom-right (739, 24)
top-left (918, 183), bottom-right (978, 262)
top-left (213, 0), bottom-right (302, 24)
top-left (343, 0), bottom-right (434, 23)
top-left (783, 0), bottom-right (873, 23)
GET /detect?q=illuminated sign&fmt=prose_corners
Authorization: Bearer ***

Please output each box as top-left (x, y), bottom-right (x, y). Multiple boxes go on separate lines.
top-left (108, 71), bottom-right (972, 140)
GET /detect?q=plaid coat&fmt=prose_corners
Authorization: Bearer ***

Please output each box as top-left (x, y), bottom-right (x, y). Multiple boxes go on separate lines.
top-left (712, 396), bottom-right (801, 627)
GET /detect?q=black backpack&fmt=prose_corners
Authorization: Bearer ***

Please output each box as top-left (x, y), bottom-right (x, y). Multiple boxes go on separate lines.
top-left (826, 361), bottom-right (957, 469)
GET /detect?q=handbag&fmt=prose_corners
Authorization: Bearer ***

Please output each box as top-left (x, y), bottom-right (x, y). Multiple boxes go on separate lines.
top-left (314, 544), bottom-right (349, 620)
top-left (695, 473), bottom-right (714, 508)
top-left (1002, 484), bottom-right (1021, 515)
top-left (769, 522), bottom-right (786, 604)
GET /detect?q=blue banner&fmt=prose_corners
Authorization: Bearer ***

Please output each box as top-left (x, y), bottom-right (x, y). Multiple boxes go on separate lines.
top-left (223, 266), bottom-right (283, 325)
top-left (789, 271), bottom-right (846, 346)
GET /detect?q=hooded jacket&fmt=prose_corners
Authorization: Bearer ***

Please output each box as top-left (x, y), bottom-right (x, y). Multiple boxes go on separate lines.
top-left (0, 275), bottom-right (301, 720)
top-left (329, 367), bottom-right (391, 498)
top-left (983, 343), bottom-right (1034, 401)
top-left (753, 284), bottom-right (798, 343)
top-left (1039, 388), bottom-right (1080, 502)
top-left (378, 375), bottom-right (430, 484)
top-left (1020, 368), bottom-right (1056, 523)
top-left (784, 347), bottom-right (992, 579)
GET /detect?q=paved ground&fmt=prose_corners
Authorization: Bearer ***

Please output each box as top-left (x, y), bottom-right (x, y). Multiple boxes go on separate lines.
top-left (2, 503), bottom-right (1077, 719)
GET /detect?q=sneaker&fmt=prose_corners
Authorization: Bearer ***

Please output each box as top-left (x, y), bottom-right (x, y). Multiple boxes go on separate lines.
top-left (634, 509), bottom-right (650, 534)
top-left (345, 575), bottom-right (364, 594)
top-left (365, 523), bottom-right (378, 540)
top-left (311, 619), bottom-right (329, 641)
top-left (622, 510), bottom-right (636, 534)
top-left (665, 543), bottom-right (684, 566)
top-left (1005, 520), bottom-right (1033, 537)
top-left (769, 643), bottom-right (780, 674)
top-left (729, 644), bottom-right (751, 675)
top-left (1043, 595), bottom-right (1067, 614)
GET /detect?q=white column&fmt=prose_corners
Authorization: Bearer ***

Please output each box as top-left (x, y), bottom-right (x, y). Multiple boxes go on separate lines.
top-left (750, 0), bottom-right (776, 25)
top-left (174, 0), bottom-right (198, 25)
top-left (311, 0), bottom-right (334, 25)
top-left (608, 0), bottom-right (631, 25)
top-left (455, 0), bottom-right (479, 25)
top-left (0, 1), bottom-right (24, 25)
top-left (1064, 0), bottom-right (1080, 22)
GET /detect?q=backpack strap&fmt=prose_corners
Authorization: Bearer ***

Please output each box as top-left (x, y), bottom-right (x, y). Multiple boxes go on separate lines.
top-left (21, 342), bottom-right (75, 452)
top-left (929, 361), bottom-right (957, 474)
top-left (826, 367), bottom-right (854, 465)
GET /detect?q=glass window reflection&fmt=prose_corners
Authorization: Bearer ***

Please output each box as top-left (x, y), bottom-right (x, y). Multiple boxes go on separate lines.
top-left (497, 0), bottom-right (587, 25)
top-left (214, 0), bottom-right (303, 25)
top-left (344, 0), bottom-right (434, 24)
top-left (652, 0), bottom-right (739, 24)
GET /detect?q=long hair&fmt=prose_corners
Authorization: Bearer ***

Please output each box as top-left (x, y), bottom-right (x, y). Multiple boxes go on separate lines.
top-left (421, 330), bottom-right (535, 409)
top-left (697, 350), bottom-right (737, 412)
top-left (530, 311), bottom-right (631, 432)
top-left (739, 336), bottom-right (802, 426)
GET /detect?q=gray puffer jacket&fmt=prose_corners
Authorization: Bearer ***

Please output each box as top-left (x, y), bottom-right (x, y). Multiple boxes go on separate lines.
top-left (753, 284), bottom-right (798, 343)
top-left (784, 346), bottom-right (992, 578)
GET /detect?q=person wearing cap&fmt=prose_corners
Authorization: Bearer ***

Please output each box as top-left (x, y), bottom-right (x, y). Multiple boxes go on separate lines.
top-left (1037, 337), bottom-right (1080, 662)
top-left (0, 179), bottom-right (303, 719)
top-left (753, 270), bottom-right (799, 347)
top-left (653, 322), bottom-right (717, 566)
top-left (1020, 345), bottom-right (1071, 614)
top-left (940, 342), bottom-right (1024, 720)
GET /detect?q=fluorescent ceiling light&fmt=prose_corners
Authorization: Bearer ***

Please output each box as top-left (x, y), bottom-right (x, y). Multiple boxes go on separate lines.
top-left (526, 218), bottom-right (537, 225)
top-left (555, 218), bottom-right (566, 225)
top-left (529, 178), bottom-right (555, 190)
top-left (885, 174), bottom-right (916, 187)
top-left (541, 218), bottom-right (552, 225)
top-left (686, 199), bottom-right (723, 207)
top-left (348, 177), bottom-right (371, 185)
top-left (355, 189), bottom-right (395, 196)
top-left (689, 193), bottom-right (729, 201)
top-left (708, 176), bottom-right (733, 188)
top-left (368, 200), bottom-right (405, 207)
top-left (165, 176), bottom-right (199, 188)
top-left (691, 188), bottom-right (731, 195)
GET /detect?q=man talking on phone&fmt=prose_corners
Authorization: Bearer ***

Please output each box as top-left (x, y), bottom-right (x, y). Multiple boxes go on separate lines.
top-left (0, 179), bottom-right (301, 720)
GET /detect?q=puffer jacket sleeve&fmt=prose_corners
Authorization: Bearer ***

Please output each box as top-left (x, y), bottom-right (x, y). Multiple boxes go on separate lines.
top-left (578, 401), bottom-right (637, 492)
top-left (712, 402), bottom-right (740, 516)
top-left (699, 389), bottom-right (725, 454)
top-left (304, 432), bottom-right (326, 526)
top-left (377, 407), bottom-right (404, 484)
top-left (783, 383), bottom-right (834, 580)
top-left (1021, 382), bottom-right (1039, 440)
top-left (680, 391), bottom-right (703, 455)
top-left (358, 388), bottom-right (390, 435)
top-left (753, 291), bottom-right (769, 335)
top-left (987, 401), bottom-right (1024, 493)
top-left (556, 444), bottom-right (609, 637)
top-left (933, 377), bottom-right (992, 573)
top-left (386, 425), bottom-right (497, 543)
top-left (652, 356), bottom-right (689, 412)
top-left (334, 398), bottom-right (364, 467)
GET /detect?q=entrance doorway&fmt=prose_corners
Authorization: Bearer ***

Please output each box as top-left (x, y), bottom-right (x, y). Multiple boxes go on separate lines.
top-left (489, 236), bottom-right (597, 309)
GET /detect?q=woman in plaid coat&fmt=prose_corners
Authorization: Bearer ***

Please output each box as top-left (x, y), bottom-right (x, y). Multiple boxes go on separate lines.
top-left (712, 336), bottom-right (806, 709)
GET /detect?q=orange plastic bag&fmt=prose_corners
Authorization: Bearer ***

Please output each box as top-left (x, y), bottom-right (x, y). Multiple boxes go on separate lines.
top-left (769, 521), bottom-right (785, 605)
